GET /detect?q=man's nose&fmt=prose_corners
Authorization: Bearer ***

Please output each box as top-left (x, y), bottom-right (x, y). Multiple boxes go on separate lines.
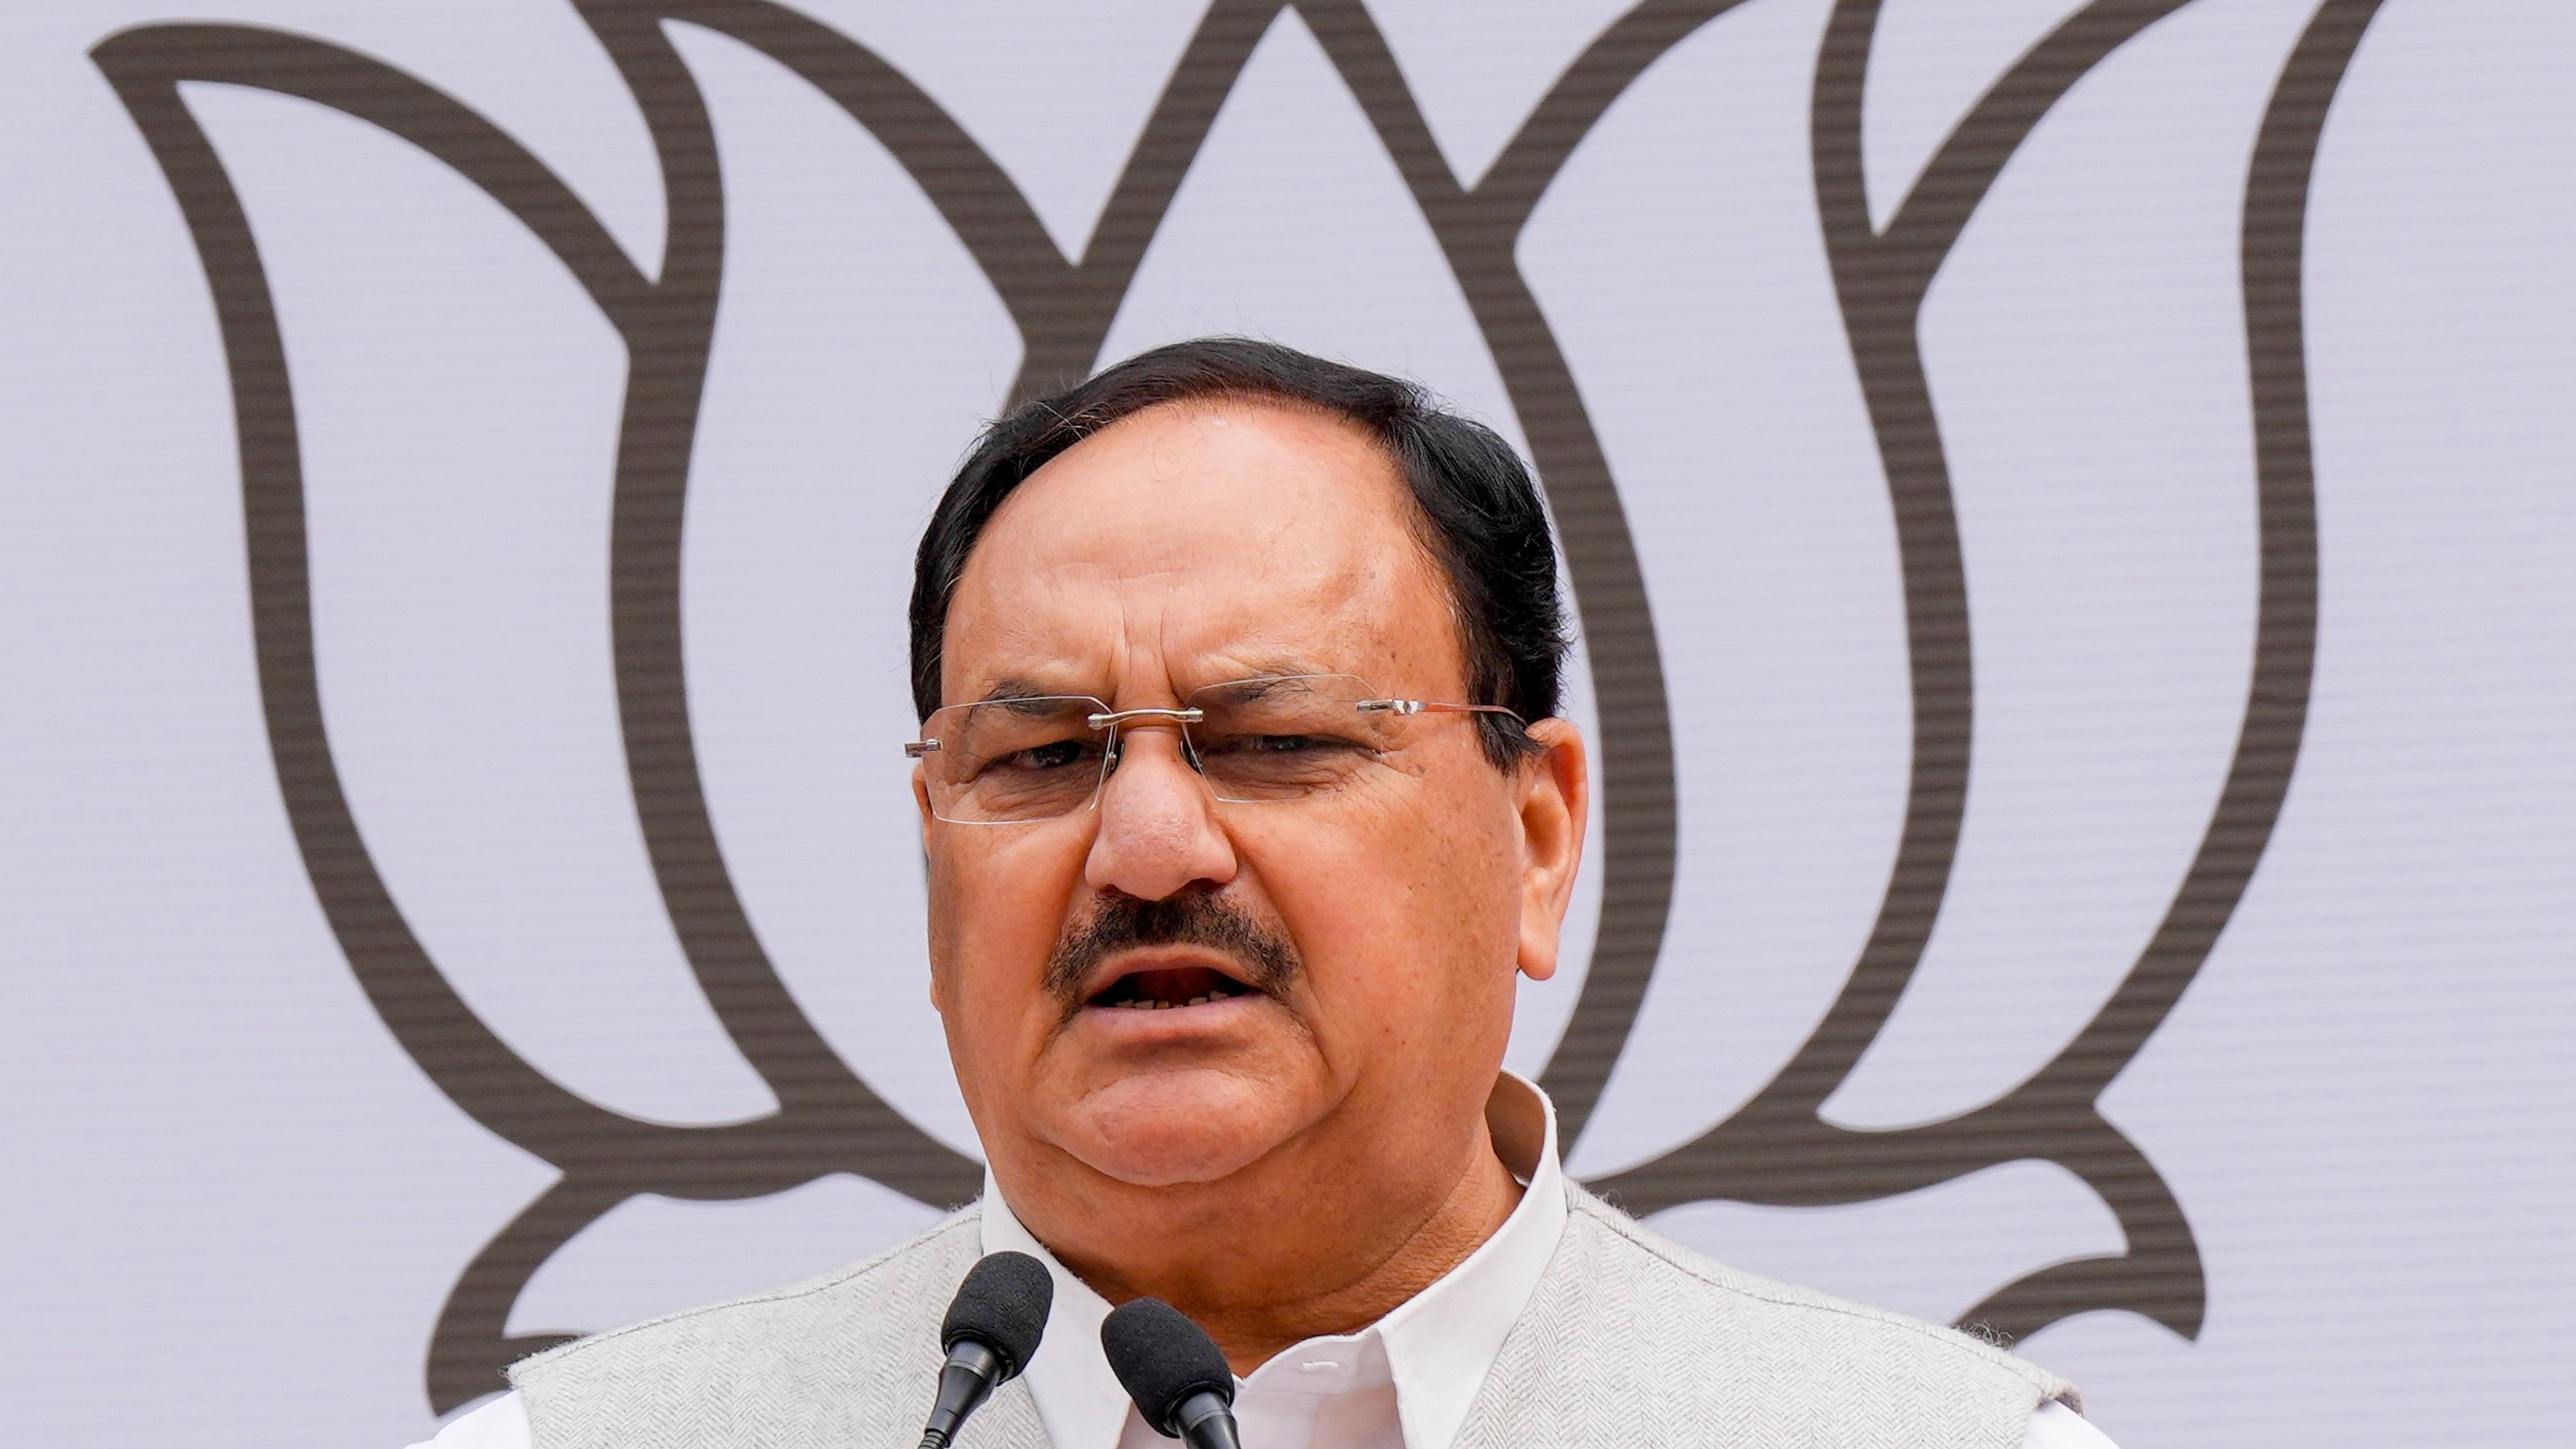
top-left (1085, 726), bottom-right (1237, 902)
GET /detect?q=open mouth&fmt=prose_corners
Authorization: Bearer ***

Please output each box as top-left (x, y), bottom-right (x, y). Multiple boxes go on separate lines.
top-left (1087, 963), bottom-right (1259, 1011)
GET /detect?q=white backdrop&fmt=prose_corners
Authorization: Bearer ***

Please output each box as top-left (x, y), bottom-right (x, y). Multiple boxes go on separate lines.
top-left (3, 1), bottom-right (2570, 1445)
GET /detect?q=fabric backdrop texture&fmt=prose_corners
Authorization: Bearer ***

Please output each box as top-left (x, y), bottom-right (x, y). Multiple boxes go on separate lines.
top-left (2, 1), bottom-right (2567, 1446)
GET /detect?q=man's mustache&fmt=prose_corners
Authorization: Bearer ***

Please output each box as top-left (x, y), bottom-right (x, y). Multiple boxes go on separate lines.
top-left (1045, 892), bottom-right (1303, 1011)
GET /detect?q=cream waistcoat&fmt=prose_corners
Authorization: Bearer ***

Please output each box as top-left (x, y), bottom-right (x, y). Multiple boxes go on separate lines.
top-left (507, 1184), bottom-right (2073, 1449)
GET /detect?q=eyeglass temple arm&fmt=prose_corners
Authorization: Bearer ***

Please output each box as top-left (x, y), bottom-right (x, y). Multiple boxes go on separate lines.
top-left (1356, 698), bottom-right (1525, 721)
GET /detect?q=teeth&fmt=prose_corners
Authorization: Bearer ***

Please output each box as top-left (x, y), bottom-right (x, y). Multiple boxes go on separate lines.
top-left (1101, 988), bottom-right (1246, 1011)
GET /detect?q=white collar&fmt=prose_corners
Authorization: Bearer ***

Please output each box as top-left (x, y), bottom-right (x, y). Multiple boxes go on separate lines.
top-left (978, 1073), bottom-right (1568, 1449)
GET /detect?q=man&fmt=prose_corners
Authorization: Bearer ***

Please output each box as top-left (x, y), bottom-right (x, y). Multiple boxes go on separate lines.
top-left (414, 339), bottom-right (2112, 1448)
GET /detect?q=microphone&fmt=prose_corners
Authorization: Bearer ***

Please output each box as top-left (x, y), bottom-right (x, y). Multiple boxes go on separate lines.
top-left (1100, 1298), bottom-right (1243, 1449)
top-left (918, 1251), bottom-right (1054, 1449)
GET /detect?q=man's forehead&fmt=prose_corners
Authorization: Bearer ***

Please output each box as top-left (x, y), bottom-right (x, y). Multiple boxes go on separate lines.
top-left (962, 652), bottom-right (1351, 704)
top-left (940, 399), bottom-right (1456, 699)
top-left (948, 624), bottom-right (1418, 706)
top-left (990, 396), bottom-right (1408, 540)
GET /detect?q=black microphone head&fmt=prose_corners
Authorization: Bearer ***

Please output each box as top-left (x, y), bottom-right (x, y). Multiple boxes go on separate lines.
top-left (941, 1251), bottom-right (1054, 1379)
top-left (1100, 1298), bottom-right (1236, 1435)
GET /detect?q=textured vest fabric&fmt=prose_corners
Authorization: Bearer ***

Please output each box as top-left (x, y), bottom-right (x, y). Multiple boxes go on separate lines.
top-left (510, 1209), bottom-right (1049, 1449)
top-left (1449, 1192), bottom-right (2073, 1448)
top-left (509, 1187), bottom-right (2073, 1449)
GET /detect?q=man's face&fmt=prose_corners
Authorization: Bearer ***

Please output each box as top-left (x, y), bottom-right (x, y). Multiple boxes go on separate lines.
top-left (921, 399), bottom-right (1584, 1197)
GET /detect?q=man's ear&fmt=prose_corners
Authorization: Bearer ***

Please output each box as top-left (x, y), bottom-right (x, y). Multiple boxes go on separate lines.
top-left (1513, 718), bottom-right (1589, 982)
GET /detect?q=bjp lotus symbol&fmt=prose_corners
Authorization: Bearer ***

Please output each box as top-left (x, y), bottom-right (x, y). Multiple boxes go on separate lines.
top-left (97, 0), bottom-right (2375, 1411)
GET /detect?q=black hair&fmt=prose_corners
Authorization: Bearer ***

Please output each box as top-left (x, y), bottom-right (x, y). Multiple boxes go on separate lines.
top-left (908, 337), bottom-right (1566, 766)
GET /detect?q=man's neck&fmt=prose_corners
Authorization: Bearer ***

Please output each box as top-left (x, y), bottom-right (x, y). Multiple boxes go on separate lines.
top-left (1008, 1125), bottom-right (1526, 1374)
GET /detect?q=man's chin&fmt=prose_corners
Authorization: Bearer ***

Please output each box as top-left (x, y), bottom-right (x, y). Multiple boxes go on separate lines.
top-left (1048, 1068), bottom-right (1308, 1189)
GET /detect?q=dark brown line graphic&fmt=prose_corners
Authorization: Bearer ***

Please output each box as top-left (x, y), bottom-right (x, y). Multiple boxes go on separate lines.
top-left (1288, 0), bottom-right (1716, 1150)
top-left (92, 0), bottom-right (2372, 1407)
top-left (1592, 0), bottom-right (2383, 1345)
top-left (90, 10), bottom-right (993, 1409)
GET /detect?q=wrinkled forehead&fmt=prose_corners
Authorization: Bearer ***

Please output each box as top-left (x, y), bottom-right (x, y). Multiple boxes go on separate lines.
top-left (939, 399), bottom-right (1466, 706)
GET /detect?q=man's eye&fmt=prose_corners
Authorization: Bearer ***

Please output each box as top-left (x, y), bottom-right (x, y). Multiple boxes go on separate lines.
top-left (997, 738), bottom-right (1090, 771)
top-left (1207, 733), bottom-right (1360, 757)
top-left (1257, 733), bottom-right (1334, 754)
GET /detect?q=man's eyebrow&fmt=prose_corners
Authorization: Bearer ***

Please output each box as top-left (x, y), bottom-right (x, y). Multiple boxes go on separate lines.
top-left (964, 662), bottom-right (1350, 706)
top-left (1227, 656), bottom-right (1343, 682)
top-left (973, 676), bottom-right (1092, 704)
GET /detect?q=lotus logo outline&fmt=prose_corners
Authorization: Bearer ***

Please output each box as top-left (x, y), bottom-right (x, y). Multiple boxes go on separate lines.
top-left (94, 0), bottom-right (2379, 1411)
